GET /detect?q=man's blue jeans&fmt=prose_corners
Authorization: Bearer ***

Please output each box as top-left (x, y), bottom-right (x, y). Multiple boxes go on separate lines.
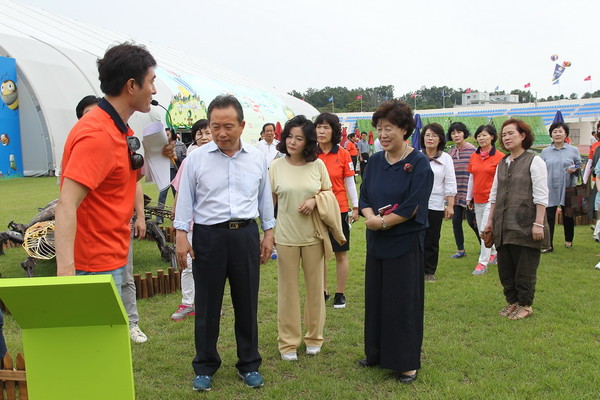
top-left (76, 266), bottom-right (125, 297)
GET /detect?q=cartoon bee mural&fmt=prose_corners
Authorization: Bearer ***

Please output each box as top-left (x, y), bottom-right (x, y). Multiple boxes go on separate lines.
top-left (1, 79), bottom-right (18, 110)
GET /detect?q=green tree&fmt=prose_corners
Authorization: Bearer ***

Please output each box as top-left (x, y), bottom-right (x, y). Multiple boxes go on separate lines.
top-left (582, 90), bottom-right (600, 99)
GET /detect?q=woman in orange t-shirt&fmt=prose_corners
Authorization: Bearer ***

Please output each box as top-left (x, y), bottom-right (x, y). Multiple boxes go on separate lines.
top-left (316, 113), bottom-right (359, 309)
top-left (345, 134), bottom-right (359, 173)
top-left (467, 125), bottom-right (505, 276)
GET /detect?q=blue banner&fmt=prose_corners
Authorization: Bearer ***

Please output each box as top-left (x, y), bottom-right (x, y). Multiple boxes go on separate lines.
top-left (0, 56), bottom-right (23, 179)
top-left (552, 63), bottom-right (565, 82)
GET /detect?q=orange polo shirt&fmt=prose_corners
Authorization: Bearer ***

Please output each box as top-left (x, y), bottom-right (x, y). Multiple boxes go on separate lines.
top-left (318, 145), bottom-right (354, 212)
top-left (346, 141), bottom-right (358, 156)
top-left (61, 101), bottom-right (137, 272)
top-left (467, 148), bottom-right (505, 204)
top-left (589, 141), bottom-right (600, 160)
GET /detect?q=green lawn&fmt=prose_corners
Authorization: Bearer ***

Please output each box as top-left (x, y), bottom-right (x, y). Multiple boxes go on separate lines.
top-left (1, 177), bottom-right (599, 399)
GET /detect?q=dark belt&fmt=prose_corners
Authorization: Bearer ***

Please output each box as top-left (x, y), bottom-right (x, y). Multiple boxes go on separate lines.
top-left (211, 219), bottom-right (253, 230)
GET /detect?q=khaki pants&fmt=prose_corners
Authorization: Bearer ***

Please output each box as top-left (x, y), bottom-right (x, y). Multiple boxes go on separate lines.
top-left (276, 243), bottom-right (326, 355)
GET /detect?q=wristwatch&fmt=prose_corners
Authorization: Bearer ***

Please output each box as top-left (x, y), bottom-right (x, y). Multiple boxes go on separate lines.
top-left (381, 216), bottom-right (387, 230)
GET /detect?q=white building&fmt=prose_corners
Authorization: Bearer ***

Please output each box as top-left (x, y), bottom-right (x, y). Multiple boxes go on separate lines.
top-left (461, 92), bottom-right (519, 106)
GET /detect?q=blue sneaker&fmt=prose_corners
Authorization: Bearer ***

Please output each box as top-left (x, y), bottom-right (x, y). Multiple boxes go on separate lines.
top-left (451, 250), bottom-right (466, 259)
top-left (193, 375), bottom-right (212, 391)
top-left (238, 371), bottom-right (264, 388)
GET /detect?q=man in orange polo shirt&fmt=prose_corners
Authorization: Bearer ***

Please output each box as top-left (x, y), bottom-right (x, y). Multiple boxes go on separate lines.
top-left (55, 43), bottom-right (160, 289)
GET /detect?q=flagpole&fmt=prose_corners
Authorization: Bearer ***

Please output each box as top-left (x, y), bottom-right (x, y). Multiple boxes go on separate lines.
top-left (332, 99), bottom-right (334, 113)
top-left (360, 98), bottom-right (363, 113)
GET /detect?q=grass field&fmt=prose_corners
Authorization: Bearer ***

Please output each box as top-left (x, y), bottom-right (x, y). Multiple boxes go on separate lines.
top-left (1, 177), bottom-right (599, 399)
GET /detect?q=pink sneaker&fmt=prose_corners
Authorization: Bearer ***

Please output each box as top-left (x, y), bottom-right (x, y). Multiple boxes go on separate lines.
top-left (489, 255), bottom-right (497, 265)
top-left (171, 304), bottom-right (195, 321)
top-left (472, 263), bottom-right (488, 275)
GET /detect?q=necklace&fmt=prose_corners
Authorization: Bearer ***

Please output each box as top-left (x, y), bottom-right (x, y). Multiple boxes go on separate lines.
top-left (385, 143), bottom-right (410, 164)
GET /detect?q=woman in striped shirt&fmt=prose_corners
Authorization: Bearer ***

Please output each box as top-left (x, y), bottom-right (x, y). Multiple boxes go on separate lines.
top-left (447, 122), bottom-right (479, 259)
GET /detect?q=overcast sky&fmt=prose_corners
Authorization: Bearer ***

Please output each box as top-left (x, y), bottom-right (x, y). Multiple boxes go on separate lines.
top-left (13, 0), bottom-right (600, 99)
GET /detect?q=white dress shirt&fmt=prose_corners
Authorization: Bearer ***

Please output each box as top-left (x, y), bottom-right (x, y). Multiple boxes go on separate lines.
top-left (255, 139), bottom-right (280, 168)
top-left (174, 140), bottom-right (275, 232)
top-left (426, 151), bottom-right (457, 211)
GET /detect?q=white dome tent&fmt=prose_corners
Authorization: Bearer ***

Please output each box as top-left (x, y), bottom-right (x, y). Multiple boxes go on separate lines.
top-left (0, 0), bottom-right (317, 176)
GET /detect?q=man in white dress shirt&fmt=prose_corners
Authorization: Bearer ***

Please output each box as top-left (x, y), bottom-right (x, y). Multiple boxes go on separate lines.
top-left (254, 122), bottom-right (279, 168)
top-left (174, 95), bottom-right (274, 392)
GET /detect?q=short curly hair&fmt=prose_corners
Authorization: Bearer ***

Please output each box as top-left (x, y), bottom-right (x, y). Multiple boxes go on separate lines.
top-left (314, 113), bottom-right (342, 146)
top-left (501, 118), bottom-right (534, 150)
top-left (276, 115), bottom-right (319, 162)
top-left (371, 100), bottom-right (414, 140)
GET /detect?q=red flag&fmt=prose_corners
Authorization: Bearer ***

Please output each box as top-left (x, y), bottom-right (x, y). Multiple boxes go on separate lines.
top-left (524, 82), bottom-right (531, 88)
top-left (584, 75), bottom-right (592, 81)
top-left (368, 130), bottom-right (374, 145)
top-left (301, 97), bottom-right (305, 101)
top-left (465, 88), bottom-right (472, 93)
top-left (341, 127), bottom-right (348, 147)
top-left (356, 95), bottom-right (362, 100)
top-left (275, 121), bottom-right (282, 141)
top-left (410, 92), bottom-right (417, 98)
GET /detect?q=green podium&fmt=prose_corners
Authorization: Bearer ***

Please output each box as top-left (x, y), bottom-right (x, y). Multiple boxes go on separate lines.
top-left (0, 275), bottom-right (135, 399)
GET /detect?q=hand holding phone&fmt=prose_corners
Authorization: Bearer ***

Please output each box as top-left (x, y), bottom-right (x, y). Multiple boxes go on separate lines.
top-left (378, 204), bottom-right (393, 216)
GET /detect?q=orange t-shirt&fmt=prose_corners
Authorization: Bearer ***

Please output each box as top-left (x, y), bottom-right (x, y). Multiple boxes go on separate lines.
top-left (346, 141), bottom-right (358, 156)
top-left (61, 104), bottom-right (137, 272)
top-left (589, 141), bottom-right (600, 160)
top-left (318, 145), bottom-right (354, 212)
top-left (467, 149), bottom-right (505, 204)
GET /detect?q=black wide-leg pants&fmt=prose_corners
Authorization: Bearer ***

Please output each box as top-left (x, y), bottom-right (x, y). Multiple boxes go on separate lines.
top-left (191, 221), bottom-right (261, 376)
top-left (364, 234), bottom-right (424, 372)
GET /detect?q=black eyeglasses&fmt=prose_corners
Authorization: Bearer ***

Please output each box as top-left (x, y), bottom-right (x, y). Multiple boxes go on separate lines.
top-left (126, 136), bottom-right (144, 170)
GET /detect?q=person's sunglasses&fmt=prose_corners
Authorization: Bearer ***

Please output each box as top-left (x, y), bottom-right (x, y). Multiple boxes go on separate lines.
top-left (126, 136), bottom-right (144, 170)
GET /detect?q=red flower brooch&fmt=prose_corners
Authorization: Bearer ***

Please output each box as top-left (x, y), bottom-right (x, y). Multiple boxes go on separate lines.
top-left (404, 163), bottom-right (413, 173)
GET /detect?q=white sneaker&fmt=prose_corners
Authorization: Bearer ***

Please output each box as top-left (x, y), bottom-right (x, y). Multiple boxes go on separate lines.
top-left (595, 262), bottom-right (600, 270)
top-left (130, 324), bottom-right (148, 343)
top-left (306, 346), bottom-right (321, 355)
top-left (281, 352), bottom-right (297, 361)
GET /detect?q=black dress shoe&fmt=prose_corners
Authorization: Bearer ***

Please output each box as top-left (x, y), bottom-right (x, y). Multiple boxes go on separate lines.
top-left (357, 358), bottom-right (378, 368)
top-left (396, 371), bottom-right (418, 384)
top-left (540, 247), bottom-right (553, 254)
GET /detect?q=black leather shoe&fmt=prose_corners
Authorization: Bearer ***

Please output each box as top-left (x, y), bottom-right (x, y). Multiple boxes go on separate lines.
top-left (357, 358), bottom-right (378, 368)
top-left (540, 247), bottom-right (553, 254)
top-left (396, 371), bottom-right (418, 384)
